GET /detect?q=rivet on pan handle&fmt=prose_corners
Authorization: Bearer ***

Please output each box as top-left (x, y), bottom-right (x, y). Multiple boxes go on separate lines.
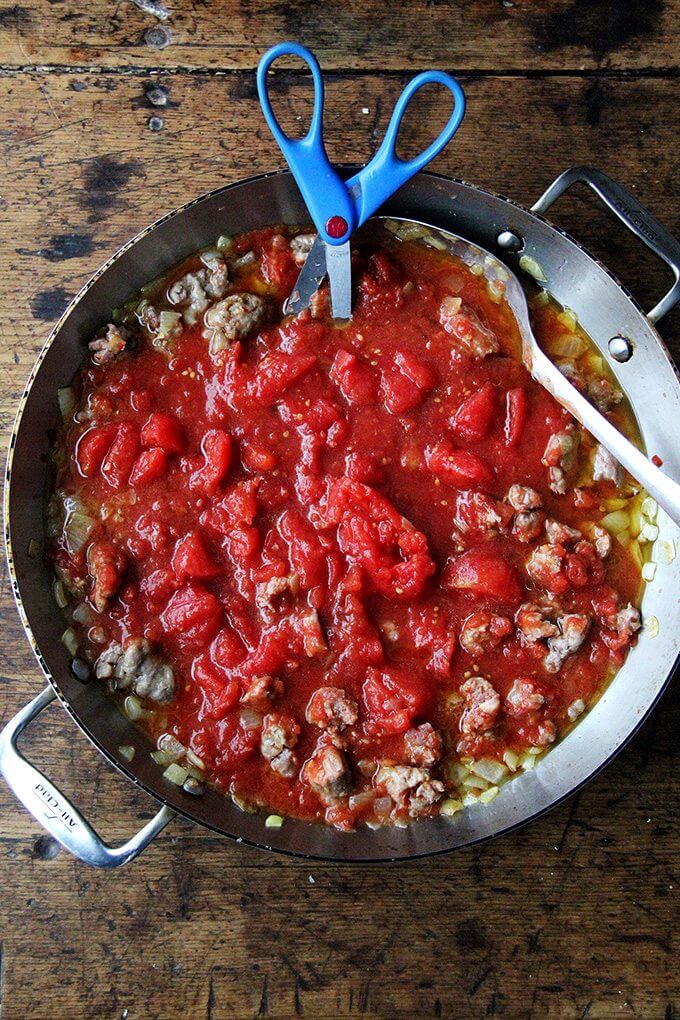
top-left (0, 686), bottom-right (176, 868)
top-left (532, 165), bottom-right (680, 324)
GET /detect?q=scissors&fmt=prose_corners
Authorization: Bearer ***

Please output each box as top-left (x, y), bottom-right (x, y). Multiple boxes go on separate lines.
top-left (256, 42), bottom-right (466, 320)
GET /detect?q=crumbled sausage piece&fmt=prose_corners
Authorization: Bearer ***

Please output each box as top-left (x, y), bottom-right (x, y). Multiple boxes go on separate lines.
top-left (459, 611), bottom-right (512, 657)
top-left (544, 613), bottom-right (591, 673)
top-left (378, 764), bottom-right (429, 801)
top-left (592, 525), bottom-right (612, 559)
top-left (306, 686), bottom-right (359, 730)
top-left (95, 638), bottom-right (175, 702)
top-left (290, 232), bottom-right (316, 266)
top-left (505, 677), bottom-right (545, 716)
top-left (545, 518), bottom-right (582, 545)
top-left (241, 674), bottom-right (284, 710)
top-left (168, 258), bottom-right (230, 325)
top-left (408, 779), bottom-right (445, 817)
top-left (439, 296), bottom-right (500, 359)
top-left (512, 510), bottom-right (545, 543)
top-left (526, 543), bottom-right (567, 592)
top-left (403, 723), bottom-right (443, 767)
top-left (261, 711), bottom-right (300, 777)
top-left (256, 573), bottom-right (300, 612)
top-left (507, 484), bottom-right (543, 512)
top-left (603, 599), bottom-right (640, 640)
top-left (534, 719), bottom-right (557, 746)
top-left (86, 540), bottom-right (127, 612)
top-left (377, 764), bottom-right (443, 816)
top-left (88, 323), bottom-right (128, 366)
top-left (298, 607), bottom-right (328, 658)
top-left (459, 676), bottom-right (501, 735)
top-left (302, 745), bottom-right (351, 799)
top-left (516, 602), bottom-right (561, 643)
top-left (593, 444), bottom-right (622, 486)
top-left (202, 292), bottom-right (267, 350)
top-left (454, 491), bottom-right (510, 538)
top-left (587, 377), bottom-right (623, 413)
top-left (542, 426), bottom-right (579, 494)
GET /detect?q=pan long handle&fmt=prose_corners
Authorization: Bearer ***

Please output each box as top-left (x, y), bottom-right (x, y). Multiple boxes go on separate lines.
top-left (0, 686), bottom-right (176, 868)
top-left (532, 166), bottom-right (680, 323)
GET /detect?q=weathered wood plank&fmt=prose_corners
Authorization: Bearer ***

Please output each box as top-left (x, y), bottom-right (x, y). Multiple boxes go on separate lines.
top-left (0, 66), bottom-right (677, 1020)
top-left (0, 0), bottom-right (678, 72)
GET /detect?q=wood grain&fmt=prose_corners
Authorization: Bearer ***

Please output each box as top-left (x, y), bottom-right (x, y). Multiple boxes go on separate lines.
top-left (0, 5), bottom-right (678, 1016)
top-left (0, 0), bottom-right (678, 72)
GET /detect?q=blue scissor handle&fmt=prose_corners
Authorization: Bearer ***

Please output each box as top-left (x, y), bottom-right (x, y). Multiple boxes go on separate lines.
top-left (346, 71), bottom-right (466, 229)
top-left (256, 42), bottom-right (357, 244)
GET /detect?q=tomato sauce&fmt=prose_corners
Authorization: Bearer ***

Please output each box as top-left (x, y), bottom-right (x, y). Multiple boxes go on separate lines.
top-left (48, 221), bottom-right (643, 829)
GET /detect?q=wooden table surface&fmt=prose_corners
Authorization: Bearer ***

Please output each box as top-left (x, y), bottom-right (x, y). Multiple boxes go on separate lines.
top-left (0, 2), bottom-right (678, 1017)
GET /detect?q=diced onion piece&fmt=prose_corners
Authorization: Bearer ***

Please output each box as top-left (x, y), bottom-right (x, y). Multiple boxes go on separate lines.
top-left (265, 814), bottom-right (284, 828)
top-left (519, 255), bottom-right (547, 282)
top-left (502, 750), bottom-right (519, 772)
top-left (63, 497), bottom-right (94, 555)
top-left (641, 561), bottom-right (657, 582)
top-left (487, 278), bottom-right (506, 303)
top-left (469, 263), bottom-right (484, 277)
top-left (348, 790), bottom-right (375, 811)
top-left (209, 333), bottom-right (231, 355)
top-left (231, 793), bottom-right (258, 814)
top-left (163, 763), bottom-right (189, 785)
top-left (395, 222), bottom-right (430, 241)
top-left (600, 510), bottom-right (630, 535)
top-left (183, 777), bottom-right (205, 796)
top-left (383, 219), bottom-right (401, 234)
top-left (641, 497), bottom-right (658, 522)
top-left (53, 580), bottom-right (68, 609)
top-left (462, 774), bottom-right (489, 791)
top-left (645, 615), bottom-right (660, 638)
top-left (423, 233), bottom-right (447, 251)
top-left (531, 290), bottom-right (550, 307)
top-left (615, 529), bottom-right (631, 548)
top-left (57, 386), bottom-right (75, 420)
top-left (468, 758), bottom-right (508, 784)
top-left (61, 627), bottom-right (78, 656)
top-left (628, 540), bottom-right (643, 569)
top-left (72, 602), bottom-right (92, 625)
top-left (123, 695), bottom-right (148, 721)
top-left (546, 333), bottom-right (587, 358)
top-left (158, 733), bottom-right (186, 759)
top-left (567, 698), bottom-right (586, 721)
top-left (557, 309), bottom-right (578, 331)
top-left (520, 753), bottom-right (537, 771)
top-left (157, 310), bottom-right (182, 339)
top-left (639, 522), bottom-right (659, 542)
top-left (239, 708), bottom-right (262, 731)
top-left (479, 786), bottom-right (500, 804)
top-left (440, 798), bottom-right (463, 818)
top-left (200, 248), bottom-right (221, 265)
top-left (118, 745), bottom-right (135, 762)
top-left (653, 538), bottom-right (676, 565)
top-left (186, 748), bottom-right (206, 771)
top-left (462, 792), bottom-right (479, 806)
top-left (151, 749), bottom-right (175, 767)
top-left (440, 295), bottom-right (462, 317)
top-left (27, 538), bottom-right (41, 559)
top-left (216, 234), bottom-right (232, 251)
top-left (604, 497), bottom-right (628, 511)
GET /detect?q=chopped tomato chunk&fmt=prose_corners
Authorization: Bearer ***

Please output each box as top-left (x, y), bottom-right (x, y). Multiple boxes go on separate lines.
top-left (362, 665), bottom-right (433, 736)
top-left (160, 583), bottom-right (223, 647)
top-left (425, 440), bottom-right (494, 490)
top-left (75, 424), bottom-right (117, 478)
top-left (442, 548), bottom-right (522, 605)
top-left (451, 382), bottom-right (496, 442)
top-left (504, 388), bottom-right (527, 447)
top-left (101, 422), bottom-right (140, 490)
top-left (129, 447), bottom-right (167, 488)
top-left (141, 412), bottom-right (185, 456)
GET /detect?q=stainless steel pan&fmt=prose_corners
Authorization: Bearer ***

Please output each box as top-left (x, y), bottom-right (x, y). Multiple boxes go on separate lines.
top-left (2, 166), bottom-right (679, 866)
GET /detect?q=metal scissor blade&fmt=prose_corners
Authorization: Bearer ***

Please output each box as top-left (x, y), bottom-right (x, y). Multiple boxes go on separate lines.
top-left (285, 236), bottom-right (328, 315)
top-left (325, 240), bottom-right (352, 320)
